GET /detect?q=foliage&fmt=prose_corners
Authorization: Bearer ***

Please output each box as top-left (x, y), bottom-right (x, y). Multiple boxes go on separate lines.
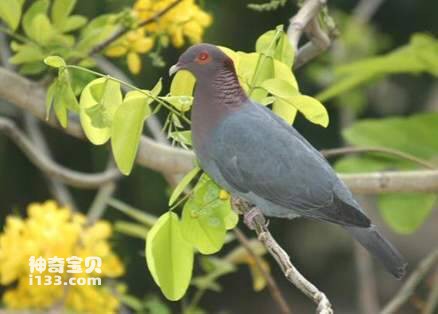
top-left (317, 33), bottom-right (438, 102)
top-left (247, 0), bottom-right (287, 12)
top-left (336, 113), bottom-right (438, 233)
top-left (0, 201), bottom-right (124, 312)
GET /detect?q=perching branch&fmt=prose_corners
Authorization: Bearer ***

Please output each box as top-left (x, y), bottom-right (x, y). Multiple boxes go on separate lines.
top-left (381, 248), bottom-right (438, 314)
top-left (232, 197), bottom-right (333, 314)
top-left (0, 116), bottom-right (120, 189)
top-left (287, 0), bottom-right (326, 50)
top-left (321, 146), bottom-right (436, 170)
top-left (1, 66), bottom-right (438, 193)
top-left (233, 228), bottom-right (292, 314)
top-left (90, 0), bottom-right (183, 55)
top-left (287, 0), bottom-right (336, 69)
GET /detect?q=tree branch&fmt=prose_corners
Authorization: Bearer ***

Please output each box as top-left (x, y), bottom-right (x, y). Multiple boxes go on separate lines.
top-left (233, 228), bottom-right (292, 314)
top-left (1, 67), bottom-right (438, 193)
top-left (90, 0), bottom-right (183, 55)
top-left (423, 268), bottom-right (438, 314)
top-left (321, 146), bottom-right (436, 170)
top-left (381, 248), bottom-right (438, 314)
top-left (0, 116), bottom-right (120, 189)
top-left (232, 197), bottom-right (333, 314)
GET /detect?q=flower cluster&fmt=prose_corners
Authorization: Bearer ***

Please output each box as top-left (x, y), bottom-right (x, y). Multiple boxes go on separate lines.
top-left (105, 0), bottom-right (212, 74)
top-left (0, 201), bottom-right (125, 313)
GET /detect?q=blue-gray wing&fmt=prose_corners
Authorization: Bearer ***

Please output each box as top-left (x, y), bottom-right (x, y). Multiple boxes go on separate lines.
top-left (210, 104), bottom-right (370, 227)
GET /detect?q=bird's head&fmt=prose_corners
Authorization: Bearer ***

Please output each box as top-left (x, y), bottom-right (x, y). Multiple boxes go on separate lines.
top-left (169, 43), bottom-right (234, 79)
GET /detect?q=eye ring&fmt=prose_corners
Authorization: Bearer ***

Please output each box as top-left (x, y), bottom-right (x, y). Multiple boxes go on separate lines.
top-left (196, 51), bottom-right (211, 64)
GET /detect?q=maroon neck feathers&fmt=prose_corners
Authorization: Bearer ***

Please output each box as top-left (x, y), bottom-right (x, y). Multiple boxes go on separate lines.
top-left (191, 66), bottom-right (248, 153)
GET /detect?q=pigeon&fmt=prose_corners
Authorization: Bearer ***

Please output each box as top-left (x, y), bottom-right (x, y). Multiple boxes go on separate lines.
top-left (169, 43), bottom-right (407, 279)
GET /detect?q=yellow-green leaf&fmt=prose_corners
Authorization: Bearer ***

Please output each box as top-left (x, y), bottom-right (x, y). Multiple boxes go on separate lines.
top-left (161, 96), bottom-right (193, 112)
top-left (170, 70), bottom-right (195, 96)
top-left (51, 0), bottom-right (76, 28)
top-left (23, 0), bottom-right (49, 40)
top-left (272, 98), bottom-right (298, 124)
top-left (44, 56), bottom-right (66, 68)
top-left (0, 0), bottom-right (21, 30)
top-left (32, 14), bottom-right (55, 45)
top-left (287, 95), bottom-right (329, 127)
top-left (146, 212), bottom-right (194, 301)
top-left (111, 93), bottom-right (151, 175)
top-left (79, 78), bottom-right (122, 145)
top-left (379, 193), bottom-right (436, 234)
top-left (180, 175), bottom-right (236, 254)
top-left (169, 166), bottom-right (200, 206)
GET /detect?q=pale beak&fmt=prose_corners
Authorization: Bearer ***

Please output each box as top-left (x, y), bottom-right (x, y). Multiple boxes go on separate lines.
top-left (169, 63), bottom-right (181, 77)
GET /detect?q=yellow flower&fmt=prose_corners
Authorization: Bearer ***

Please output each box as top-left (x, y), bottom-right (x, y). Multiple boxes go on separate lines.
top-left (134, 0), bottom-right (212, 48)
top-left (105, 28), bottom-right (154, 74)
top-left (105, 0), bottom-right (212, 74)
top-left (0, 201), bottom-right (125, 313)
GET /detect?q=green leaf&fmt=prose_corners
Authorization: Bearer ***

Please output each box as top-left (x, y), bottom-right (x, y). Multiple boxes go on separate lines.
top-left (170, 70), bottom-right (196, 96)
top-left (287, 95), bottom-right (329, 127)
top-left (109, 199), bottom-right (157, 227)
top-left (23, 0), bottom-right (49, 40)
top-left (170, 130), bottom-right (192, 146)
top-left (169, 166), bottom-right (200, 206)
top-left (111, 93), bottom-right (151, 175)
top-left (146, 212), bottom-right (194, 301)
top-left (32, 14), bottom-right (55, 45)
top-left (53, 92), bottom-right (68, 128)
top-left (334, 156), bottom-right (391, 173)
top-left (45, 80), bottom-right (58, 120)
top-left (261, 78), bottom-right (299, 99)
top-left (10, 44), bottom-right (44, 65)
top-left (256, 27), bottom-right (294, 67)
top-left (44, 56), bottom-right (66, 68)
top-left (0, 0), bottom-right (22, 30)
top-left (180, 175), bottom-right (236, 254)
top-left (114, 221), bottom-right (150, 239)
top-left (61, 15), bottom-right (87, 32)
top-left (79, 78), bottom-right (122, 145)
top-left (51, 0), bottom-right (76, 28)
top-left (378, 193), bottom-right (436, 234)
top-left (19, 62), bottom-right (46, 75)
top-left (161, 96), bottom-right (193, 112)
top-left (343, 113), bottom-right (438, 160)
top-left (76, 14), bottom-right (117, 55)
top-left (272, 98), bottom-right (297, 124)
top-left (316, 33), bottom-right (438, 101)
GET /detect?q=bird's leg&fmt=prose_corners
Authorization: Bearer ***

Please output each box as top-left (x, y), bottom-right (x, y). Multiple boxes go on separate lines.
top-left (243, 207), bottom-right (264, 231)
top-left (230, 196), bottom-right (267, 231)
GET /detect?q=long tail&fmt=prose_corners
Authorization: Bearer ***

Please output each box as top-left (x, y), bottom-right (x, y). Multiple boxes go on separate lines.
top-left (344, 225), bottom-right (407, 279)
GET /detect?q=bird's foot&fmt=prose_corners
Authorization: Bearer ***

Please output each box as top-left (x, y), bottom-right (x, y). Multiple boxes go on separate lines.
top-left (243, 207), bottom-right (263, 230)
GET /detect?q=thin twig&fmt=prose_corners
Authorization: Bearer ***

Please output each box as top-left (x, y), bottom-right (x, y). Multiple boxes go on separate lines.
top-left (90, 0), bottom-right (183, 55)
top-left (381, 248), bottom-right (438, 314)
top-left (232, 197), bottom-right (333, 314)
top-left (423, 268), bottom-right (438, 314)
top-left (321, 146), bottom-right (436, 170)
top-left (0, 116), bottom-right (121, 188)
top-left (233, 228), bottom-right (292, 314)
top-left (287, 0), bottom-right (326, 50)
top-left (24, 114), bottom-right (78, 210)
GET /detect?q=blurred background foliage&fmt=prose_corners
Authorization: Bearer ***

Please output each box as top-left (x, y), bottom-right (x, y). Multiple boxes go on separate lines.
top-left (0, 0), bottom-right (438, 313)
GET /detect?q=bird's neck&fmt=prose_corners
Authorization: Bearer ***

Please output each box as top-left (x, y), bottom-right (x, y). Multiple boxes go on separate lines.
top-left (191, 67), bottom-right (248, 153)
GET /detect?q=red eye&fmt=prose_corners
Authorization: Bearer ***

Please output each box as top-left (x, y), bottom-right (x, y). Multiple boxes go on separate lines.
top-left (196, 51), bottom-right (211, 64)
top-left (198, 52), bottom-right (209, 61)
